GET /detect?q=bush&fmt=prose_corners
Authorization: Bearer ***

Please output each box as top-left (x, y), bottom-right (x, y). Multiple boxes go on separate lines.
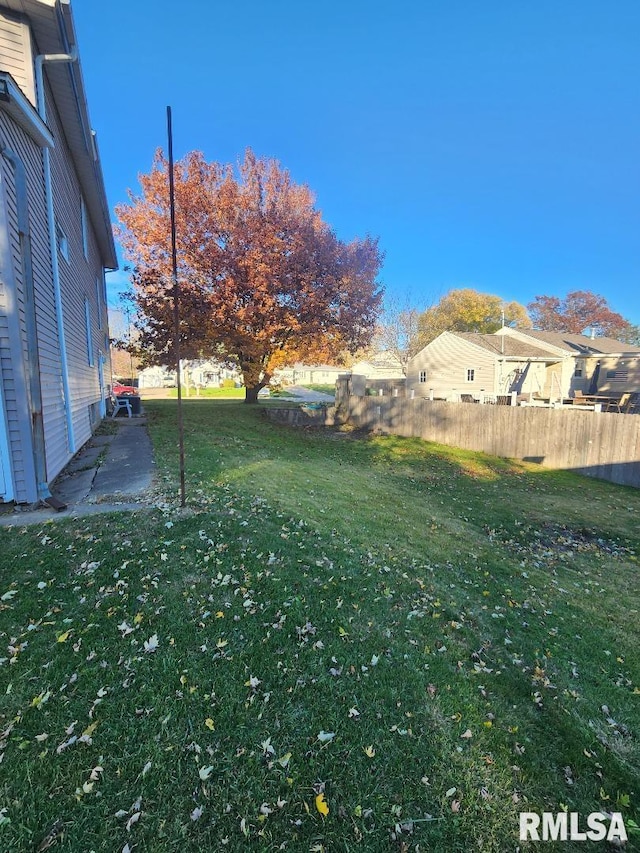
top-left (221, 378), bottom-right (237, 389)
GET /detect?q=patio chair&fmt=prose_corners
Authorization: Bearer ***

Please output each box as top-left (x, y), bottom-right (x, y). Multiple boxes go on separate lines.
top-left (604, 394), bottom-right (626, 413)
top-left (111, 395), bottom-right (132, 419)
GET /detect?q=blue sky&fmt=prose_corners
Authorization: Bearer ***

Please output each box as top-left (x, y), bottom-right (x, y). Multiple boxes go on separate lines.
top-left (73, 0), bottom-right (640, 325)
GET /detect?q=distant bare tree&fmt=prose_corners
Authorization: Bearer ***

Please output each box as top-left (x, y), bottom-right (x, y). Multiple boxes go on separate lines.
top-left (374, 295), bottom-right (428, 375)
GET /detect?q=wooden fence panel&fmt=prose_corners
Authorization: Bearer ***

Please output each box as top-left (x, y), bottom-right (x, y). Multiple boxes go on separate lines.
top-left (345, 398), bottom-right (640, 488)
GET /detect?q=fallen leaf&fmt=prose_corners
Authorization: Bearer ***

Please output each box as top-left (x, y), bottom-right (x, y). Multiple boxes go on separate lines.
top-left (143, 634), bottom-right (158, 653)
top-left (315, 793), bottom-right (329, 816)
top-left (317, 731), bottom-right (336, 744)
top-left (125, 811), bottom-right (141, 832)
top-left (198, 765), bottom-right (214, 781)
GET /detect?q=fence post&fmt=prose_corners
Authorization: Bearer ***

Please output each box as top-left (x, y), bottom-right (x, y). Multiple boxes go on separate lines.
top-left (510, 392), bottom-right (517, 406)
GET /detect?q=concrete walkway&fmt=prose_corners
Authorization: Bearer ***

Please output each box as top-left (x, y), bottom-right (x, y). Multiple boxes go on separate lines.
top-left (0, 388), bottom-right (332, 527)
top-left (284, 386), bottom-right (335, 403)
top-left (0, 416), bottom-right (156, 526)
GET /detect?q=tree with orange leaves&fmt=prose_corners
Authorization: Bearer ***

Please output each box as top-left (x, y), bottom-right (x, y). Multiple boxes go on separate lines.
top-left (115, 148), bottom-right (383, 402)
top-left (527, 291), bottom-right (628, 338)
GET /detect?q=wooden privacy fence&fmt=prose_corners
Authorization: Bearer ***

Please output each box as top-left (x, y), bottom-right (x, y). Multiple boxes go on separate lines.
top-left (344, 397), bottom-right (640, 488)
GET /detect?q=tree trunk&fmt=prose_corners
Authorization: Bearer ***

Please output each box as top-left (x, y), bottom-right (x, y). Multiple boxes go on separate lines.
top-left (244, 384), bottom-right (261, 404)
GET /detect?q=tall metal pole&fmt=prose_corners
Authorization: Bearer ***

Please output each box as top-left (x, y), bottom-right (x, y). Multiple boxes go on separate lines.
top-left (167, 106), bottom-right (186, 507)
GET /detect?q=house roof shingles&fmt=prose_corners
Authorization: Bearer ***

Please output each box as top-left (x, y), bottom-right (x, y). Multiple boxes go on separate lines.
top-left (454, 332), bottom-right (561, 359)
top-left (513, 330), bottom-right (640, 355)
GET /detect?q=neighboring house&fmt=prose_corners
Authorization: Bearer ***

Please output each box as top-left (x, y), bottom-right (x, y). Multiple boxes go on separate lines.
top-left (287, 364), bottom-right (346, 386)
top-left (349, 352), bottom-right (405, 396)
top-left (138, 366), bottom-right (176, 389)
top-left (0, 0), bottom-right (116, 505)
top-left (502, 328), bottom-right (640, 397)
top-left (407, 328), bottom-right (640, 401)
top-left (274, 356), bottom-right (403, 395)
top-left (187, 359), bottom-right (241, 388)
top-left (349, 351), bottom-right (405, 381)
top-left (138, 360), bottom-right (242, 389)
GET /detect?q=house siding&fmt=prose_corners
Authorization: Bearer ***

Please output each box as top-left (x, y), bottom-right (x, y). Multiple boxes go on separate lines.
top-left (0, 9), bottom-right (35, 104)
top-left (0, 108), bottom-right (46, 502)
top-left (408, 332), bottom-right (498, 398)
top-left (594, 356), bottom-right (640, 394)
top-left (0, 5), bottom-right (114, 501)
top-left (43, 81), bottom-right (108, 478)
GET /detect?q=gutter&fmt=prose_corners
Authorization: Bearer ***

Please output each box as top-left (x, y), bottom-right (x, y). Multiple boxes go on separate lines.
top-left (35, 47), bottom-right (78, 454)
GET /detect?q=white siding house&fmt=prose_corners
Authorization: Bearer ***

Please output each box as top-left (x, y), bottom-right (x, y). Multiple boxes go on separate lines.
top-left (0, 0), bottom-right (116, 505)
top-left (407, 328), bottom-right (640, 402)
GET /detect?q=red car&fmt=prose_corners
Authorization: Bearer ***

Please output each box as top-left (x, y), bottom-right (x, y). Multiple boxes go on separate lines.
top-left (113, 382), bottom-right (137, 396)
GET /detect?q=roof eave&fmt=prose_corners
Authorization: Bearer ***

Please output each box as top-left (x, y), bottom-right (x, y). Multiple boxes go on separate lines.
top-left (5, 0), bottom-right (117, 268)
top-left (0, 72), bottom-right (54, 147)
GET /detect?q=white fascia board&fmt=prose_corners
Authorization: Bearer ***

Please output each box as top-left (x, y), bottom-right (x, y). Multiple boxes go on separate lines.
top-left (0, 72), bottom-right (53, 148)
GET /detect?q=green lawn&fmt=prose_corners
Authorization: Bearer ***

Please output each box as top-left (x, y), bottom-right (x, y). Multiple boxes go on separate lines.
top-left (166, 386), bottom-right (246, 399)
top-left (166, 387), bottom-right (296, 400)
top-left (0, 400), bottom-right (638, 851)
top-left (297, 383), bottom-right (336, 395)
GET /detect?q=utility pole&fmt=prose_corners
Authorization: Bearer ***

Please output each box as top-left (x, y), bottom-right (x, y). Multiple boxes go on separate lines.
top-left (167, 106), bottom-right (186, 507)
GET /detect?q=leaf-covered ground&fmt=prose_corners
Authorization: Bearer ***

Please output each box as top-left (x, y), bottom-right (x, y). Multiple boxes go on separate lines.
top-left (0, 400), bottom-right (638, 851)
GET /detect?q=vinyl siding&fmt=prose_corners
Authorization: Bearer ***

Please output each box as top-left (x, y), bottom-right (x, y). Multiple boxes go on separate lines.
top-left (0, 5), bottom-right (113, 500)
top-left (0, 109), bottom-right (44, 502)
top-left (595, 356), bottom-right (640, 394)
top-left (44, 82), bottom-right (108, 477)
top-left (408, 333), bottom-right (498, 398)
top-left (0, 9), bottom-right (35, 105)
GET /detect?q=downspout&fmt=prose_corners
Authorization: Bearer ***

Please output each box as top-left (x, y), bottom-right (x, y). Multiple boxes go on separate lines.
top-left (35, 48), bottom-right (78, 454)
top-left (0, 144), bottom-right (52, 502)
